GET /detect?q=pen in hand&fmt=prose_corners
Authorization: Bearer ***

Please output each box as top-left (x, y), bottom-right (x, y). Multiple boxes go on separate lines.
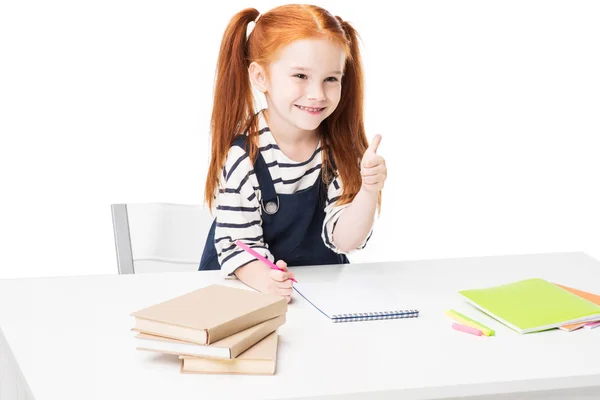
top-left (235, 240), bottom-right (298, 283)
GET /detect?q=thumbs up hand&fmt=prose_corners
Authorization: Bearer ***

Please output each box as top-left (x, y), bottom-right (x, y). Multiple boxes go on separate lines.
top-left (360, 134), bottom-right (387, 194)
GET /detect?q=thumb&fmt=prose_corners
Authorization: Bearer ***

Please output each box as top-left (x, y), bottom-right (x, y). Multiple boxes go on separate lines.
top-left (367, 134), bottom-right (382, 154)
top-left (275, 260), bottom-right (288, 271)
top-left (276, 260), bottom-right (295, 279)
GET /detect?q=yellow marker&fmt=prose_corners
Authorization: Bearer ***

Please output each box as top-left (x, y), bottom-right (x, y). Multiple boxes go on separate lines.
top-left (445, 309), bottom-right (495, 336)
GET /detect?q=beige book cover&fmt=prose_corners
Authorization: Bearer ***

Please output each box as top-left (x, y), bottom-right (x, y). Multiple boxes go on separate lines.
top-left (180, 331), bottom-right (279, 375)
top-left (130, 284), bottom-right (287, 345)
top-left (134, 314), bottom-right (285, 359)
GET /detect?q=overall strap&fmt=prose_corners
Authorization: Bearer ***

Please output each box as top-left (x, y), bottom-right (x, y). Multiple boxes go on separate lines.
top-left (231, 134), bottom-right (279, 215)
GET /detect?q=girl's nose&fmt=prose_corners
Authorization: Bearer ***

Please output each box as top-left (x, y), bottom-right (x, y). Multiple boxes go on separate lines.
top-left (306, 84), bottom-right (326, 101)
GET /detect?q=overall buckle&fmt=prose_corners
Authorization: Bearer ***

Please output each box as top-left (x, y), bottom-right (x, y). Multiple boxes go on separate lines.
top-left (261, 197), bottom-right (279, 215)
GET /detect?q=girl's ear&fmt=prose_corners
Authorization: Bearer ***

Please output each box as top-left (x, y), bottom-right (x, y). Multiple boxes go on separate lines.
top-left (249, 61), bottom-right (268, 93)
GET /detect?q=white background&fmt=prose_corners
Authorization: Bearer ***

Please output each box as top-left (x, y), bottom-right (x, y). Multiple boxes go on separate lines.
top-left (1, 0), bottom-right (598, 279)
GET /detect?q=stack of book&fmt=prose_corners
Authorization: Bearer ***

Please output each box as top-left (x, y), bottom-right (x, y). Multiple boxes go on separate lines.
top-left (458, 278), bottom-right (600, 334)
top-left (130, 284), bottom-right (288, 375)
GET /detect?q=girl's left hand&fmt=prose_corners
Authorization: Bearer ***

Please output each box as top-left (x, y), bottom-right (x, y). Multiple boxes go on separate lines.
top-left (360, 134), bottom-right (387, 194)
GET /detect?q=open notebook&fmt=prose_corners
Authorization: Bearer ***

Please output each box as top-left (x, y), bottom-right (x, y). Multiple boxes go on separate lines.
top-left (293, 278), bottom-right (419, 323)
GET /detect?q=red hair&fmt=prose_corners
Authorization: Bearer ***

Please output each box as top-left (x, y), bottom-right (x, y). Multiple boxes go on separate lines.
top-left (204, 4), bottom-right (381, 213)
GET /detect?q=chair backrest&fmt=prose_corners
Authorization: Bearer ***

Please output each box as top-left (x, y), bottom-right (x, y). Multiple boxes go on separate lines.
top-left (111, 203), bottom-right (214, 274)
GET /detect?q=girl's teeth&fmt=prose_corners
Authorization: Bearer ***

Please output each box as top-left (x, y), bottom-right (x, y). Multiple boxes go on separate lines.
top-left (298, 106), bottom-right (322, 112)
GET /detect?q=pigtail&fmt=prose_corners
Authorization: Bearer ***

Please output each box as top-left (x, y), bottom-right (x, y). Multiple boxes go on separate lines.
top-left (325, 17), bottom-right (381, 213)
top-left (204, 8), bottom-right (260, 211)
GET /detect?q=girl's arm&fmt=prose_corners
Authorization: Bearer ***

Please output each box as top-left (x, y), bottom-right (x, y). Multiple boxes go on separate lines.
top-left (330, 188), bottom-right (379, 253)
top-left (214, 146), bottom-right (273, 278)
top-left (215, 145), bottom-right (295, 302)
top-left (330, 134), bottom-right (386, 253)
top-left (234, 260), bottom-right (295, 303)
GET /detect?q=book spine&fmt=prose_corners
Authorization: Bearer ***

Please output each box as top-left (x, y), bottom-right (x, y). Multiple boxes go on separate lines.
top-left (331, 310), bottom-right (419, 323)
top-left (229, 314), bottom-right (286, 358)
top-left (207, 299), bottom-right (288, 343)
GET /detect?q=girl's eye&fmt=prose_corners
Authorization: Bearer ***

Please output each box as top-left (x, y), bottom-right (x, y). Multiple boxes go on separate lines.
top-left (293, 74), bottom-right (339, 82)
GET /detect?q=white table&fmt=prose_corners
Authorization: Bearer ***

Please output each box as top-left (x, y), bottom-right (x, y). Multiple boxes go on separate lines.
top-left (1, 252), bottom-right (600, 400)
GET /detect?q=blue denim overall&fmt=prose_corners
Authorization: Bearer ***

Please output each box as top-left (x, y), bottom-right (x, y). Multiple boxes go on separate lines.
top-left (198, 134), bottom-right (349, 271)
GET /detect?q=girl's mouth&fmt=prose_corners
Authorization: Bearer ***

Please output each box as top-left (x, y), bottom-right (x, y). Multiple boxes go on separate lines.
top-left (295, 105), bottom-right (326, 114)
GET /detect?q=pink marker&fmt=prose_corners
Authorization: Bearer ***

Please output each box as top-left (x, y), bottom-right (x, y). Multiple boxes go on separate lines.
top-left (452, 322), bottom-right (483, 336)
top-left (585, 321), bottom-right (600, 329)
top-left (235, 240), bottom-right (298, 283)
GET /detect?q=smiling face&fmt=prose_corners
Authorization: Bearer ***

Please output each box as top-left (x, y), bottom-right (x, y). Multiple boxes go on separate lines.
top-left (250, 37), bottom-right (346, 135)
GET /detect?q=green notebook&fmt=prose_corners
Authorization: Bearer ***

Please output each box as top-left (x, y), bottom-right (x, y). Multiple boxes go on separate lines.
top-left (459, 278), bottom-right (600, 334)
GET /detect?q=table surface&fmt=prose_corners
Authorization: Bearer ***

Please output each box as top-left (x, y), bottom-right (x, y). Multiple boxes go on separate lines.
top-left (1, 251), bottom-right (600, 400)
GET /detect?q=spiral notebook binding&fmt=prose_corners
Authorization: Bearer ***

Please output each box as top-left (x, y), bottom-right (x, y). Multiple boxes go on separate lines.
top-left (330, 309), bottom-right (419, 323)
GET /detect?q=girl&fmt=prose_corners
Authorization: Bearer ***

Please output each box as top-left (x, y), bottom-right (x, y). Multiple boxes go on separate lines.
top-left (199, 4), bottom-right (387, 303)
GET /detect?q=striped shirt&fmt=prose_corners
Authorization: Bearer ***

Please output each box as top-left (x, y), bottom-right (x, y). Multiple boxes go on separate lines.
top-left (213, 109), bottom-right (372, 278)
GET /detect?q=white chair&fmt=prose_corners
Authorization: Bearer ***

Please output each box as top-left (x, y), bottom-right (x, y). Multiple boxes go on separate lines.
top-left (110, 203), bottom-right (215, 274)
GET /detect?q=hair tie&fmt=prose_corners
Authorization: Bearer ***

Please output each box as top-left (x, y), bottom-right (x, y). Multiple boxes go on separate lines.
top-left (247, 13), bottom-right (261, 39)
